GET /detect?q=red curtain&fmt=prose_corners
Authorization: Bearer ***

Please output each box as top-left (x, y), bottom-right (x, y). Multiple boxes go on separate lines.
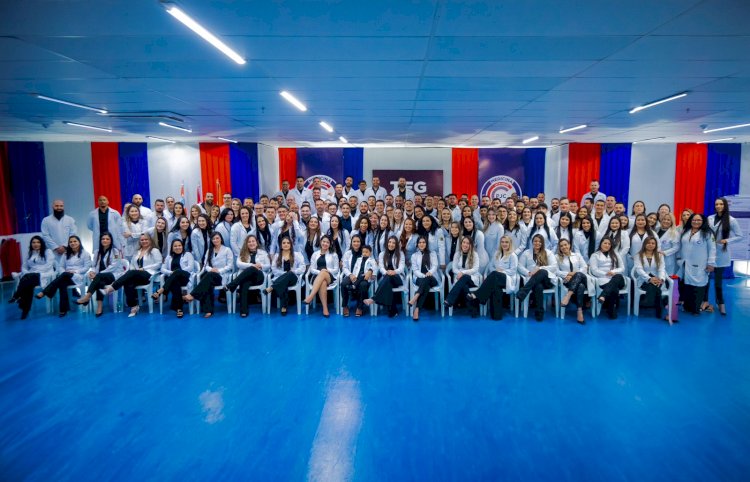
top-left (200, 143), bottom-right (232, 201)
top-left (452, 148), bottom-right (479, 196)
top-left (278, 148), bottom-right (297, 188)
top-left (567, 143), bottom-right (601, 205)
top-left (0, 142), bottom-right (17, 235)
top-left (91, 142), bottom-right (122, 211)
top-left (674, 143), bottom-right (708, 217)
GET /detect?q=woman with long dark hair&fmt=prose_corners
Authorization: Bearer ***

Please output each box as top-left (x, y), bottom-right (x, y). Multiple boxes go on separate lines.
top-left (102, 233), bottom-right (162, 317)
top-left (37, 235), bottom-right (91, 317)
top-left (230, 206), bottom-right (255, 256)
top-left (168, 216), bottom-right (193, 255)
top-left (10, 235), bottom-right (56, 319)
top-left (304, 236), bottom-right (340, 318)
top-left (589, 237), bottom-right (626, 319)
top-left (266, 237), bottom-right (306, 316)
top-left (340, 235), bottom-right (376, 317)
top-left (707, 197), bottom-right (743, 315)
top-left (214, 208), bottom-right (234, 250)
top-left (364, 236), bottom-right (405, 318)
top-left (468, 235), bottom-right (518, 320)
top-left (151, 239), bottom-right (196, 318)
top-left (183, 232), bottom-right (234, 318)
top-left (634, 236), bottom-right (667, 320)
top-left (679, 213), bottom-right (716, 315)
top-left (190, 214), bottom-right (212, 267)
top-left (76, 232), bottom-right (126, 317)
top-left (444, 236), bottom-right (481, 312)
top-left (556, 238), bottom-right (588, 324)
top-left (573, 216), bottom-right (598, 264)
top-left (516, 234), bottom-right (557, 321)
top-left (227, 235), bottom-right (270, 317)
top-left (408, 236), bottom-right (439, 321)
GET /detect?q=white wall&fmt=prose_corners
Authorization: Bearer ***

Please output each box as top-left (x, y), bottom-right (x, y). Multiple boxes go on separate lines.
top-left (628, 143), bottom-right (677, 211)
top-left (43, 142), bottom-right (95, 251)
top-left (362, 147), bottom-right (452, 195)
top-left (741, 143), bottom-right (750, 196)
top-left (258, 143), bottom-right (280, 196)
top-left (543, 144), bottom-right (569, 199)
top-left (147, 142), bottom-right (202, 208)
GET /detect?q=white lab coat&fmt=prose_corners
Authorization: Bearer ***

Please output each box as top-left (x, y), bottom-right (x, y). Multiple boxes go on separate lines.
top-left (589, 251), bottom-right (625, 286)
top-left (87, 208), bottom-right (123, 249)
top-left (309, 251), bottom-right (340, 280)
top-left (40, 214), bottom-right (77, 254)
top-left (518, 249), bottom-right (558, 282)
top-left (16, 249), bottom-right (57, 284)
top-left (708, 214), bottom-right (743, 268)
top-left (120, 219), bottom-right (149, 258)
top-left (451, 250), bottom-right (481, 286)
top-left (525, 226), bottom-right (558, 253)
top-left (364, 186), bottom-right (387, 202)
top-left (230, 222), bottom-right (254, 257)
top-left (658, 228), bottom-right (681, 276)
top-left (390, 187), bottom-right (415, 201)
top-left (237, 249), bottom-right (271, 274)
top-left (201, 246), bottom-right (235, 285)
top-left (678, 231), bottom-right (716, 287)
top-left (483, 223), bottom-right (504, 262)
top-left (89, 248), bottom-right (127, 280)
top-left (411, 250), bottom-right (440, 283)
top-left (56, 250), bottom-right (93, 285)
top-left (270, 252), bottom-right (306, 279)
top-left (633, 254), bottom-right (667, 287)
top-left (487, 253), bottom-right (519, 293)
top-left (128, 249), bottom-right (163, 276)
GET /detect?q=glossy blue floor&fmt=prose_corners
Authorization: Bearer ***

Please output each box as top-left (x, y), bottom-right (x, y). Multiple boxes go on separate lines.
top-left (1, 280), bottom-right (749, 481)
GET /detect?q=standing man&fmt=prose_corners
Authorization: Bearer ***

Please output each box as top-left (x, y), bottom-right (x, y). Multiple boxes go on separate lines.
top-left (365, 176), bottom-right (387, 202)
top-left (200, 192), bottom-right (215, 214)
top-left (274, 179), bottom-right (291, 202)
top-left (343, 176), bottom-right (356, 199)
top-left (40, 199), bottom-right (77, 260)
top-left (87, 195), bottom-right (123, 249)
top-left (131, 194), bottom-right (153, 226)
top-left (221, 193), bottom-right (232, 210)
top-left (580, 180), bottom-right (606, 207)
top-left (389, 177), bottom-right (415, 201)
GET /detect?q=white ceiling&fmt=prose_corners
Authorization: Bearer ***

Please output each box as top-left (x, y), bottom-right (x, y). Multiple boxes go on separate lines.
top-left (0, 0), bottom-right (749, 146)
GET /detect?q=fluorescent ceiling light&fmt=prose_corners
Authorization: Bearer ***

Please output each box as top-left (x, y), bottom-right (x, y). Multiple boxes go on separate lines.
top-left (702, 123), bottom-right (750, 133)
top-left (163, 4), bottom-right (246, 65)
top-left (697, 137), bottom-right (735, 144)
top-left (38, 95), bottom-right (107, 114)
top-left (216, 136), bottom-right (238, 143)
top-left (339, 136), bottom-right (348, 144)
top-left (632, 137), bottom-right (666, 144)
top-left (63, 121), bottom-right (112, 132)
top-left (146, 135), bottom-right (176, 143)
top-left (629, 92), bottom-right (688, 114)
top-left (280, 91), bottom-right (307, 111)
top-left (559, 124), bottom-right (587, 134)
top-left (319, 121), bottom-right (334, 133)
top-left (159, 121), bottom-right (192, 133)
top-left (522, 136), bottom-right (539, 144)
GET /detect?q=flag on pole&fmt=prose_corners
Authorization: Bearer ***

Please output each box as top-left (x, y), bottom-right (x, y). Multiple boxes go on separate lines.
top-left (179, 181), bottom-right (186, 206)
top-left (216, 178), bottom-right (222, 201)
top-left (196, 183), bottom-right (203, 204)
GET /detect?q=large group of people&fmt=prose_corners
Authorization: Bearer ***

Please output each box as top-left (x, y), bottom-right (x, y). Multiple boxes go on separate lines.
top-left (8, 176), bottom-right (743, 324)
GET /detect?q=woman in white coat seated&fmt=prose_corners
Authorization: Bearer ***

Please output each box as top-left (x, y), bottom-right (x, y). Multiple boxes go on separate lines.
top-left (408, 236), bottom-right (440, 322)
top-left (467, 235), bottom-right (518, 320)
top-left (461, 216), bottom-right (488, 267)
top-left (102, 233), bottom-right (162, 317)
top-left (37, 235), bottom-right (91, 318)
top-left (678, 213), bottom-right (716, 316)
top-left (304, 235), bottom-right (340, 318)
top-left (226, 235), bottom-right (270, 318)
top-left (525, 212), bottom-right (559, 254)
top-left (266, 237), bottom-right (306, 316)
top-left (340, 235), bottom-right (376, 317)
top-left (633, 236), bottom-right (667, 320)
top-left (516, 234), bottom-right (558, 322)
top-left (9, 235), bottom-right (56, 319)
top-left (151, 239), bottom-right (196, 318)
top-left (363, 236), bottom-right (405, 318)
top-left (183, 232), bottom-right (234, 318)
top-left (444, 236), bottom-right (481, 312)
top-left (707, 197), bottom-right (743, 315)
top-left (75, 232), bottom-right (126, 317)
top-left (556, 238), bottom-right (589, 324)
top-left (589, 237), bottom-right (626, 320)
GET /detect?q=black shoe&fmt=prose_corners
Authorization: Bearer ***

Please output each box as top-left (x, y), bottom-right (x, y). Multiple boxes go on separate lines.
top-left (8, 296), bottom-right (18, 304)
top-left (281, 308), bottom-right (287, 317)
top-left (20, 310), bottom-right (29, 320)
top-left (388, 310), bottom-right (397, 318)
top-left (59, 311), bottom-right (68, 318)
top-left (534, 312), bottom-right (544, 322)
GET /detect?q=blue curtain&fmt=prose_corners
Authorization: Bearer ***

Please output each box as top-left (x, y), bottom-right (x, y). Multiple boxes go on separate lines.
top-left (599, 143), bottom-right (632, 208)
top-left (522, 148), bottom-right (546, 197)
top-left (118, 143), bottom-right (150, 207)
top-left (343, 148), bottom-right (364, 183)
top-left (8, 142), bottom-right (48, 233)
top-left (704, 143), bottom-right (741, 215)
top-left (229, 142), bottom-right (260, 201)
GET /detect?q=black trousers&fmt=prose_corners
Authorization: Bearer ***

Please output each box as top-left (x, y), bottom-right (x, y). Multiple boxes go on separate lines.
top-left (682, 283), bottom-right (707, 315)
top-left (86, 272), bottom-right (115, 300)
top-left (639, 282), bottom-right (664, 318)
top-left (600, 274), bottom-right (625, 318)
top-left (227, 268), bottom-right (265, 315)
top-left (42, 272), bottom-right (76, 312)
top-left (341, 275), bottom-right (371, 310)
top-left (446, 275), bottom-right (476, 306)
top-left (373, 275), bottom-right (403, 314)
top-left (163, 270), bottom-right (191, 312)
top-left (518, 270), bottom-right (554, 317)
top-left (710, 266), bottom-right (726, 305)
top-left (472, 271), bottom-right (506, 319)
top-left (191, 272), bottom-right (223, 314)
top-left (562, 272), bottom-right (587, 308)
top-left (413, 275), bottom-right (439, 309)
top-left (111, 270), bottom-right (152, 308)
top-left (14, 273), bottom-right (41, 313)
top-left (270, 271), bottom-right (299, 308)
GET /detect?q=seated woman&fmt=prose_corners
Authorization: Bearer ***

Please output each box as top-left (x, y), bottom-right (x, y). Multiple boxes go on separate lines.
top-left (516, 234), bottom-right (558, 321)
top-left (9, 235), bottom-right (56, 319)
top-left (183, 232), bottom-right (234, 318)
top-left (468, 235), bottom-right (518, 320)
top-left (167, 216), bottom-right (193, 255)
top-left (151, 239), bottom-right (196, 318)
top-left (556, 238), bottom-right (588, 324)
top-left (76, 232), bottom-right (126, 317)
top-left (589, 237), bottom-right (626, 319)
top-left (364, 236), bottom-right (405, 318)
top-left (265, 237), bottom-right (306, 316)
top-left (37, 235), bottom-right (92, 317)
top-left (408, 236), bottom-right (439, 322)
top-left (102, 233), bottom-right (163, 317)
top-left (226, 234), bottom-right (270, 317)
top-left (444, 236), bottom-right (481, 312)
top-left (341, 235), bottom-right (376, 317)
top-left (303, 235), bottom-right (340, 318)
top-left (634, 236), bottom-right (668, 320)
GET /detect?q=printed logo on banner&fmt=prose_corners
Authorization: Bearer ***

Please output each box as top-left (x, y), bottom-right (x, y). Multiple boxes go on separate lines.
top-left (304, 174), bottom-right (336, 198)
top-left (480, 175), bottom-right (522, 201)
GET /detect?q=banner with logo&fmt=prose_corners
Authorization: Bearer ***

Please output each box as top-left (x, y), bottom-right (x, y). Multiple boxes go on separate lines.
top-left (477, 148), bottom-right (526, 201)
top-left (373, 169), bottom-right (444, 197)
top-left (296, 148), bottom-right (344, 198)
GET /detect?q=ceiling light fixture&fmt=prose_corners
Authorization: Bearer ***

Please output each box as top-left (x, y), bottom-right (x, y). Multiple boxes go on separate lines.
top-left (163, 3), bottom-right (246, 65)
top-left (280, 91), bottom-right (307, 112)
top-left (522, 136), bottom-right (539, 144)
top-left (216, 136), bottom-right (238, 143)
top-left (629, 92), bottom-right (688, 114)
top-left (339, 136), bottom-right (348, 144)
top-left (632, 136), bottom-right (666, 144)
top-left (159, 121), bottom-right (192, 132)
top-left (147, 135), bottom-right (176, 143)
top-left (63, 121), bottom-right (112, 132)
top-left (38, 95), bottom-right (108, 114)
top-left (697, 137), bottom-right (735, 144)
top-left (702, 123), bottom-right (750, 133)
top-left (319, 121), bottom-right (334, 133)
top-left (559, 124), bottom-right (587, 134)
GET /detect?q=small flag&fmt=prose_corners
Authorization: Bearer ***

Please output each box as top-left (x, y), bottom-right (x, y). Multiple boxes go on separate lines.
top-left (216, 178), bottom-right (222, 201)
top-left (196, 183), bottom-right (203, 204)
top-left (180, 182), bottom-right (186, 206)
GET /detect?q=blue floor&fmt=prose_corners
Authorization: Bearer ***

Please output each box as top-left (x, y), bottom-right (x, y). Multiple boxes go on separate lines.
top-left (1, 281), bottom-right (749, 481)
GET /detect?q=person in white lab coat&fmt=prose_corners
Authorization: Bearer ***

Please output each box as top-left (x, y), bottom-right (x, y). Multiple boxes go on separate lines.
top-left (226, 235), bottom-right (270, 317)
top-left (633, 236), bottom-right (667, 320)
top-left (656, 213), bottom-right (681, 277)
top-left (183, 232), bottom-right (234, 318)
top-left (266, 237), bottom-right (307, 315)
top-left (75, 232), bottom-right (126, 317)
top-left (9, 236), bottom-right (56, 319)
top-left (151, 239), bottom-right (196, 318)
top-left (304, 236), bottom-right (340, 317)
top-left (468, 235), bottom-right (518, 320)
top-left (556, 238), bottom-right (589, 324)
top-left (589, 237), bottom-right (626, 320)
top-left (40, 199), bottom-right (77, 260)
top-left (102, 234), bottom-right (162, 317)
top-left (516, 234), bottom-right (558, 321)
top-left (707, 197), bottom-right (743, 315)
top-left (408, 236), bottom-right (440, 321)
top-left (364, 236), bottom-right (406, 318)
top-left (37, 235), bottom-right (91, 317)
top-left (121, 204), bottom-right (149, 258)
top-left (678, 213), bottom-right (716, 315)
top-left (87, 196), bottom-right (122, 250)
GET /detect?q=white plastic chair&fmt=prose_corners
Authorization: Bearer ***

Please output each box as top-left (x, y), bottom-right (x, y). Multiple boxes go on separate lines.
top-left (630, 267), bottom-right (673, 324)
top-left (231, 269), bottom-right (269, 315)
top-left (305, 269), bottom-right (340, 315)
top-left (593, 275), bottom-right (631, 317)
top-left (408, 269), bottom-right (445, 317)
top-left (373, 269), bottom-right (409, 316)
top-left (271, 273), bottom-right (306, 315)
top-left (195, 265), bottom-right (235, 315)
top-left (520, 274), bottom-right (559, 319)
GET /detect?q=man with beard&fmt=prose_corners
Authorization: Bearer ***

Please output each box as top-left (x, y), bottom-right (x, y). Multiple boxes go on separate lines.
top-left (200, 192), bottom-right (215, 214)
top-left (40, 199), bottom-right (78, 259)
top-left (87, 195), bottom-right (123, 249)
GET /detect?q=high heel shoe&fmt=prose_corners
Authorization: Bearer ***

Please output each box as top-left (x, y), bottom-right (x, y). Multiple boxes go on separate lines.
top-left (128, 306), bottom-right (139, 318)
top-left (719, 304), bottom-right (726, 316)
